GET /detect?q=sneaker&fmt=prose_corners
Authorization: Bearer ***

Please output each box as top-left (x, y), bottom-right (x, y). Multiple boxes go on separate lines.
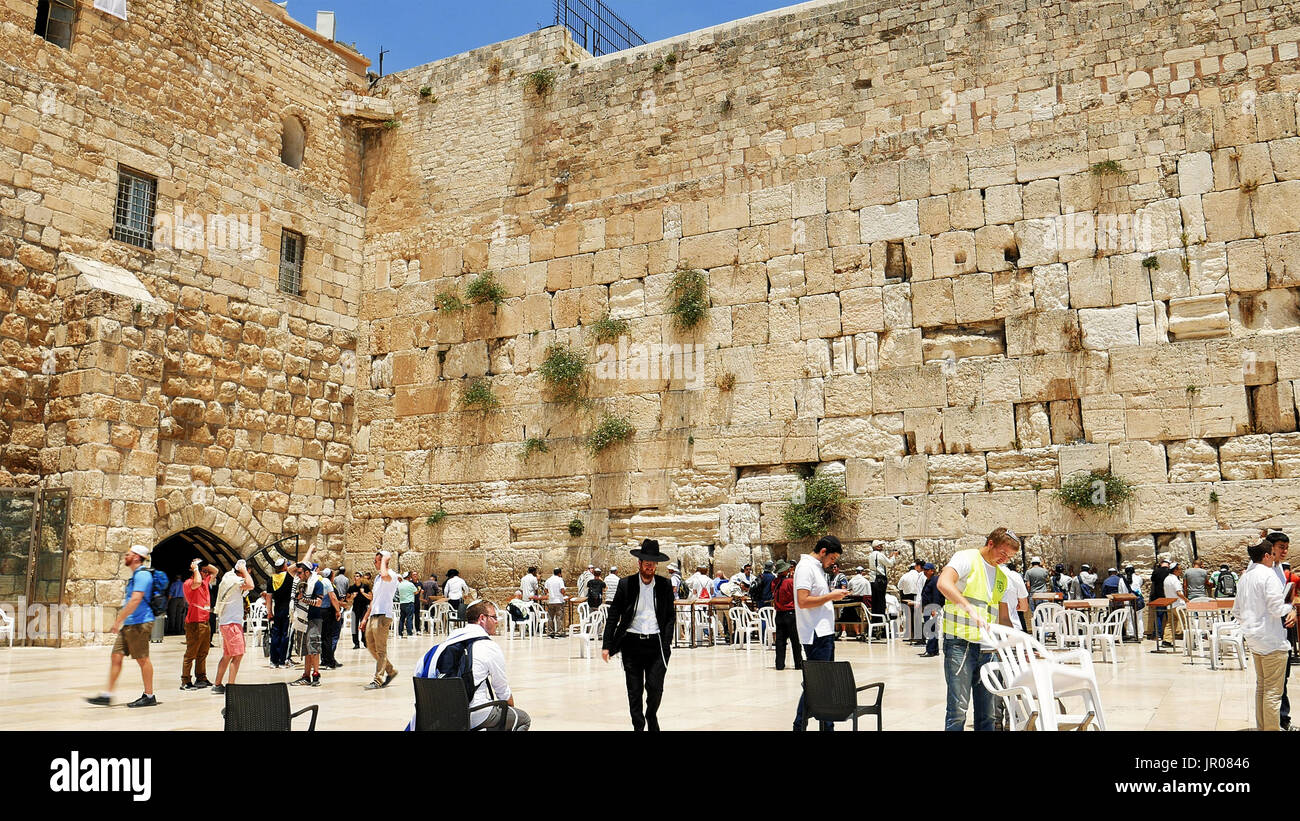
top-left (126, 694), bottom-right (157, 708)
top-left (310, 677), bottom-right (321, 687)
top-left (211, 684), bottom-right (226, 695)
top-left (363, 681), bottom-right (383, 690)
top-left (86, 695), bottom-right (111, 706)
top-left (193, 680), bottom-right (213, 689)
top-left (382, 670), bottom-right (397, 687)
top-left (289, 677), bottom-right (312, 687)
top-left (180, 683), bottom-right (195, 691)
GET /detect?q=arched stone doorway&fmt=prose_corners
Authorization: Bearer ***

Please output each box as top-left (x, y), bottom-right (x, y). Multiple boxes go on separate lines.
top-left (151, 527), bottom-right (244, 635)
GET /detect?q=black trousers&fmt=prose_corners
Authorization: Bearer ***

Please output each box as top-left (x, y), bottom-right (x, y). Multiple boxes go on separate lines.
top-left (352, 610), bottom-right (367, 647)
top-left (620, 636), bottom-right (668, 731)
top-left (321, 610), bottom-right (338, 666)
top-left (774, 610), bottom-right (803, 670)
top-left (871, 575), bottom-right (887, 618)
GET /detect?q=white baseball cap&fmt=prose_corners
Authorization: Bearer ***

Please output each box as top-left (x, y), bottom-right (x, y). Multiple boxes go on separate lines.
top-left (129, 545), bottom-right (149, 557)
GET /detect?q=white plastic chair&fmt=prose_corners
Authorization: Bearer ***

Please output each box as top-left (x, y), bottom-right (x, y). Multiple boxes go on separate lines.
top-left (1032, 603), bottom-right (1065, 648)
top-left (1210, 620), bottom-right (1247, 671)
top-left (728, 607), bottom-right (761, 648)
top-left (570, 609), bottom-right (605, 658)
top-left (981, 623), bottom-right (1106, 731)
top-left (866, 607), bottom-right (897, 643)
top-left (1091, 609), bottom-right (1128, 664)
top-left (341, 609), bottom-right (353, 639)
top-left (0, 607), bottom-right (13, 647)
top-left (1057, 610), bottom-right (1090, 652)
top-left (757, 606), bottom-right (777, 647)
top-left (1176, 607), bottom-right (1211, 663)
top-left (246, 601), bottom-right (267, 645)
top-left (979, 659), bottom-right (1039, 731)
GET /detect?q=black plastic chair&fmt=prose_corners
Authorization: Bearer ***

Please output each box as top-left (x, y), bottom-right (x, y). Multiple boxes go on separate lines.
top-left (413, 677), bottom-right (509, 731)
top-left (801, 660), bottom-right (885, 731)
top-left (222, 683), bottom-right (318, 731)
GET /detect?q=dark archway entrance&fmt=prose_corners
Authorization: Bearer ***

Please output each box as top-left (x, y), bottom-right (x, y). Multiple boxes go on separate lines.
top-left (152, 528), bottom-right (264, 635)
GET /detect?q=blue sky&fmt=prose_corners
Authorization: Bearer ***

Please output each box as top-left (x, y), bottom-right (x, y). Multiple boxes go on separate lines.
top-left (292, 1), bottom-right (796, 74)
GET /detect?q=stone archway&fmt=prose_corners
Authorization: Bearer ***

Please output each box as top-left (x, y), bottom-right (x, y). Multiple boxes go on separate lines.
top-left (153, 498), bottom-right (269, 564)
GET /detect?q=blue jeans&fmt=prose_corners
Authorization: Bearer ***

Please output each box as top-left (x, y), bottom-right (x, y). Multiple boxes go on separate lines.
top-left (399, 602), bottom-right (416, 636)
top-left (943, 636), bottom-right (994, 731)
top-left (269, 616), bottom-right (289, 666)
top-left (793, 633), bottom-right (836, 731)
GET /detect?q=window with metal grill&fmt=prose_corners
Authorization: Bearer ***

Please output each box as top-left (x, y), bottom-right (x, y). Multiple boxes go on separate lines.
top-left (113, 167), bottom-right (157, 249)
top-left (278, 230), bottom-right (305, 296)
top-left (35, 0), bottom-right (76, 49)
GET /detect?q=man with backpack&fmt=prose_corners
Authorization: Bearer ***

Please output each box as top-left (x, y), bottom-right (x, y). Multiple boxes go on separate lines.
top-left (87, 545), bottom-right (160, 708)
top-left (410, 600), bottom-right (530, 730)
top-left (1213, 564), bottom-right (1238, 598)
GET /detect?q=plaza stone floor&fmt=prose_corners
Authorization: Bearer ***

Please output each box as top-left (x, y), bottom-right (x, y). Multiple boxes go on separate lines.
top-left (0, 631), bottom-right (1262, 731)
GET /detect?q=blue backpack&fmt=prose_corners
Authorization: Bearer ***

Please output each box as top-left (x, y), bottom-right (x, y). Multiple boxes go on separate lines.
top-left (149, 569), bottom-right (170, 616)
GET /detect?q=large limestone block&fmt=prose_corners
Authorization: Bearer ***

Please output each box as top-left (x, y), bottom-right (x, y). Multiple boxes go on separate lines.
top-left (1015, 402), bottom-right (1052, 448)
top-left (840, 287), bottom-right (885, 334)
top-left (845, 458), bottom-right (886, 496)
top-left (1109, 440), bottom-right (1168, 484)
top-left (1188, 243), bottom-right (1229, 294)
top-left (1079, 305), bottom-right (1139, 351)
top-left (1211, 480), bottom-right (1300, 527)
top-left (1081, 393), bottom-right (1127, 443)
top-left (985, 448), bottom-right (1058, 491)
top-left (1254, 181), bottom-right (1300, 235)
top-left (922, 330), bottom-right (1003, 364)
top-left (1123, 484), bottom-right (1215, 533)
top-left (903, 407), bottom-right (945, 454)
top-left (1005, 310), bottom-right (1080, 356)
top-left (680, 230), bottom-right (739, 270)
top-left (1067, 258), bottom-right (1112, 308)
top-left (1178, 152), bottom-right (1213, 196)
top-left (1016, 133), bottom-right (1088, 182)
top-left (941, 402), bottom-right (1016, 453)
top-left (1226, 239), bottom-right (1268, 292)
top-left (927, 453), bottom-right (988, 493)
top-left (1033, 263), bottom-right (1070, 310)
top-left (1167, 439), bottom-right (1221, 482)
top-left (733, 468), bottom-right (806, 503)
top-left (718, 503), bottom-right (761, 546)
top-left (1109, 254), bottom-right (1154, 304)
top-left (1195, 530), bottom-right (1263, 569)
top-left (1252, 381), bottom-right (1297, 433)
top-left (974, 225), bottom-right (1016, 273)
top-left (948, 190), bottom-right (985, 230)
top-left (884, 454), bottom-right (928, 495)
top-left (1014, 219), bottom-right (1060, 266)
top-left (1219, 434), bottom-right (1275, 480)
top-left (882, 283), bottom-right (912, 328)
top-left (849, 163), bottom-right (901, 208)
top-left (798, 293), bottom-right (842, 339)
top-left (823, 374), bottom-right (872, 417)
top-left (931, 231), bottom-right (977, 279)
top-left (911, 279), bottom-right (956, 327)
top-left (878, 328), bottom-right (923, 369)
top-left (1167, 294), bottom-right (1230, 340)
top-left (1273, 433), bottom-right (1300, 478)
top-left (872, 365), bottom-right (946, 411)
top-left (1022, 179), bottom-right (1061, 219)
top-left (1058, 442), bottom-right (1109, 478)
top-left (860, 201), bottom-right (919, 243)
top-left (750, 185), bottom-right (793, 225)
top-left (984, 185), bottom-right (1023, 226)
top-left (817, 415), bottom-right (907, 461)
top-left (850, 497), bottom-right (901, 541)
top-left (963, 490), bottom-right (1040, 535)
top-left (1201, 190), bottom-right (1254, 242)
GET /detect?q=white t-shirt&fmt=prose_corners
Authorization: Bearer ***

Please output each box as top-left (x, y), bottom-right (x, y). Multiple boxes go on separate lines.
top-left (1002, 567), bottom-right (1029, 629)
top-left (687, 572), bottom-right (710, 597)
top-left (544, 575), bottom-right (566, 603)
top-left (898, 569), bottom-right (924, 596)
top-left (1163, 574), bottom-right (1185, 607)
top-left (794, 554), bottom-right (834, 644)
top-left (458, 626), bottom-right (512, 729)
top-left (217, 572), bottom-right (247, 626)
top-left (943, 550), bottom-right (1006, 646)
top-left (371, 569), bottom-right (399, 616)
top-left (848, 574), bottom-right (872, 596)
top-left (444, 576), bottom-right (469, 601)
top-left (520, 573), bottom-right (538, 600)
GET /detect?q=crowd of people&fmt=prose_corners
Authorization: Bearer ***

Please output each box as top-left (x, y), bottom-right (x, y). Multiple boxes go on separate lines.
top-left (85, 527), bottom-right (1298, 732)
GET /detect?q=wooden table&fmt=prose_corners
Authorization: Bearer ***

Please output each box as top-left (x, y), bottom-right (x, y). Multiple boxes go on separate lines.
top-left (1148, 597), bottom-right (1179, 653)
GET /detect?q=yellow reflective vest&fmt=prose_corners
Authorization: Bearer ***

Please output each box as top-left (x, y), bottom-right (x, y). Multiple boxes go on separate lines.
top-left (942, 549), bottom-right (1008, 642)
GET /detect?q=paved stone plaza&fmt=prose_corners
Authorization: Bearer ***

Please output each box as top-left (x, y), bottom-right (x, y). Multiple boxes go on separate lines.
top-left (0, 633), bottom-right (1259, 731)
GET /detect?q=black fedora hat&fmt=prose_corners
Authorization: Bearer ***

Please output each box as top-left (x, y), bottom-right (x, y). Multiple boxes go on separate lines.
top-left (629, 538), bottom-right (670, 563)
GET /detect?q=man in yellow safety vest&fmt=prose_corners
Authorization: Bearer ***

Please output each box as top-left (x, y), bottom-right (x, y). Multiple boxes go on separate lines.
top-left (935, 527), bottom-right (1021, 731)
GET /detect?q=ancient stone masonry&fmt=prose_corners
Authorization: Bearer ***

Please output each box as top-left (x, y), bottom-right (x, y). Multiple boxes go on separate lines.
top-left (1, 0), bottom-right (366, 628)
top-left (356, 0), bottom-right (1300, 597)
top-left (6, 0), bottom-right (1300, 619)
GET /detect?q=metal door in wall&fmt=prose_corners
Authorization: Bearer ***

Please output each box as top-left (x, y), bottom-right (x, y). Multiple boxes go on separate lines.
top-left (0, 488), bottom-right (71, 647)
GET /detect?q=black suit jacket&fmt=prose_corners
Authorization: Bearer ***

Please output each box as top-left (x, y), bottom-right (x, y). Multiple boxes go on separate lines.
top-left (601, 573), bottom-right (676, 658)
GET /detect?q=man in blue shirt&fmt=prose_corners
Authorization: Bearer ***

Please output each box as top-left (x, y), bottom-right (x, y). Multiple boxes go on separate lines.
top-left (87, 545), bottom-right (159, 707)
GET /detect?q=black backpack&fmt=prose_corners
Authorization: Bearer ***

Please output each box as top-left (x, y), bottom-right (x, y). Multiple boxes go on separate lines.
top-left (433, 636), bottom-right (488, 701)
top-left (749, 575), bottom-right (768, 606)
top-left (1216, 572), bottom-right (1238, 598)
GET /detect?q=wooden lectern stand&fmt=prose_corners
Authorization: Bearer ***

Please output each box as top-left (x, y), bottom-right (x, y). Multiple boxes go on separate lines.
top-left (1108, 593), bottom-right (1139, 641)
top-left (1148, 597), bottom-right (1178, 653)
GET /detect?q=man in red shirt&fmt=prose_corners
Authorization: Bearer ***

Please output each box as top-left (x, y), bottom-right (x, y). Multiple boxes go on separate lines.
top-left (772, 560), bottom-right (803, 671)
top-left (181, 559), bottom-right (218, 690)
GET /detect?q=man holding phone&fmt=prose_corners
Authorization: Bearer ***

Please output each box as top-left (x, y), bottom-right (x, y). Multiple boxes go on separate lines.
top-left (793, 535), bottom-right (851, 731)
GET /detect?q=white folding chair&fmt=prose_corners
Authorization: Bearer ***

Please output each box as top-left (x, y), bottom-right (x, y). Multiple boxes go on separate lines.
top-left (0, 607), bottom-right (13, 647)
top-left (1032, 603), bottom-right (1065, 648)
top-left (1210, 620), bottom-right (1247, 671)
top-left (981, 623), bottom-right (1106, 731)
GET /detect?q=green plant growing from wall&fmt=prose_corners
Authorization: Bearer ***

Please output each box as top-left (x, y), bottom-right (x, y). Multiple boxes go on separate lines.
top-left (526, 69), bottom-right (555, 96)
top-left (586, 413), bottom-right (634, 454)
top-left (782, 476), bottom-right (855, 541)
top-left (466, 271), bottom-right (506, 307)
top-left (436, 290), bottom-right (466, 312)
top-left (668, 268), bottom-right (709, 330)
top-left (539, 343), bottom-right (587, 404)
top-left (459, 378), bottom-right (499, 411)
top-left (419, 86), bottom-right (436, 101)
top-left (519, 437), bottom-right (549, 460)
top-left (382, 119), bottom-right (401, 130)
top-left (426, 509), bottom-right (448, 525)
top-left (1089, 159), bottom-right (1121, 176)
top-left (588, 313), bottom-right (629, 343)
top-left (1055, 470), bottom-right (1134, 514)
top-left (717, 371), bottom-right (737, 391)
top-left (1209, 490), bottom-right (1220, 504)
top-left (1141, 255), bottom-right (1159, 271)
top-left (568, 518), bottom-right (585, 537)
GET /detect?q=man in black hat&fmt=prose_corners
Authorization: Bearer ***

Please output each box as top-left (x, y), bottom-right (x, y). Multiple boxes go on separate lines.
top-left (601, 539), bottom-right (676, 731)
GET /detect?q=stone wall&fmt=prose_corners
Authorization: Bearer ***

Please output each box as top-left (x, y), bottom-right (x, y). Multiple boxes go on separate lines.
top-left (0, 0), bottom-right (369, 624)
top-left (356, 0), bottom-right (1300, 597)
